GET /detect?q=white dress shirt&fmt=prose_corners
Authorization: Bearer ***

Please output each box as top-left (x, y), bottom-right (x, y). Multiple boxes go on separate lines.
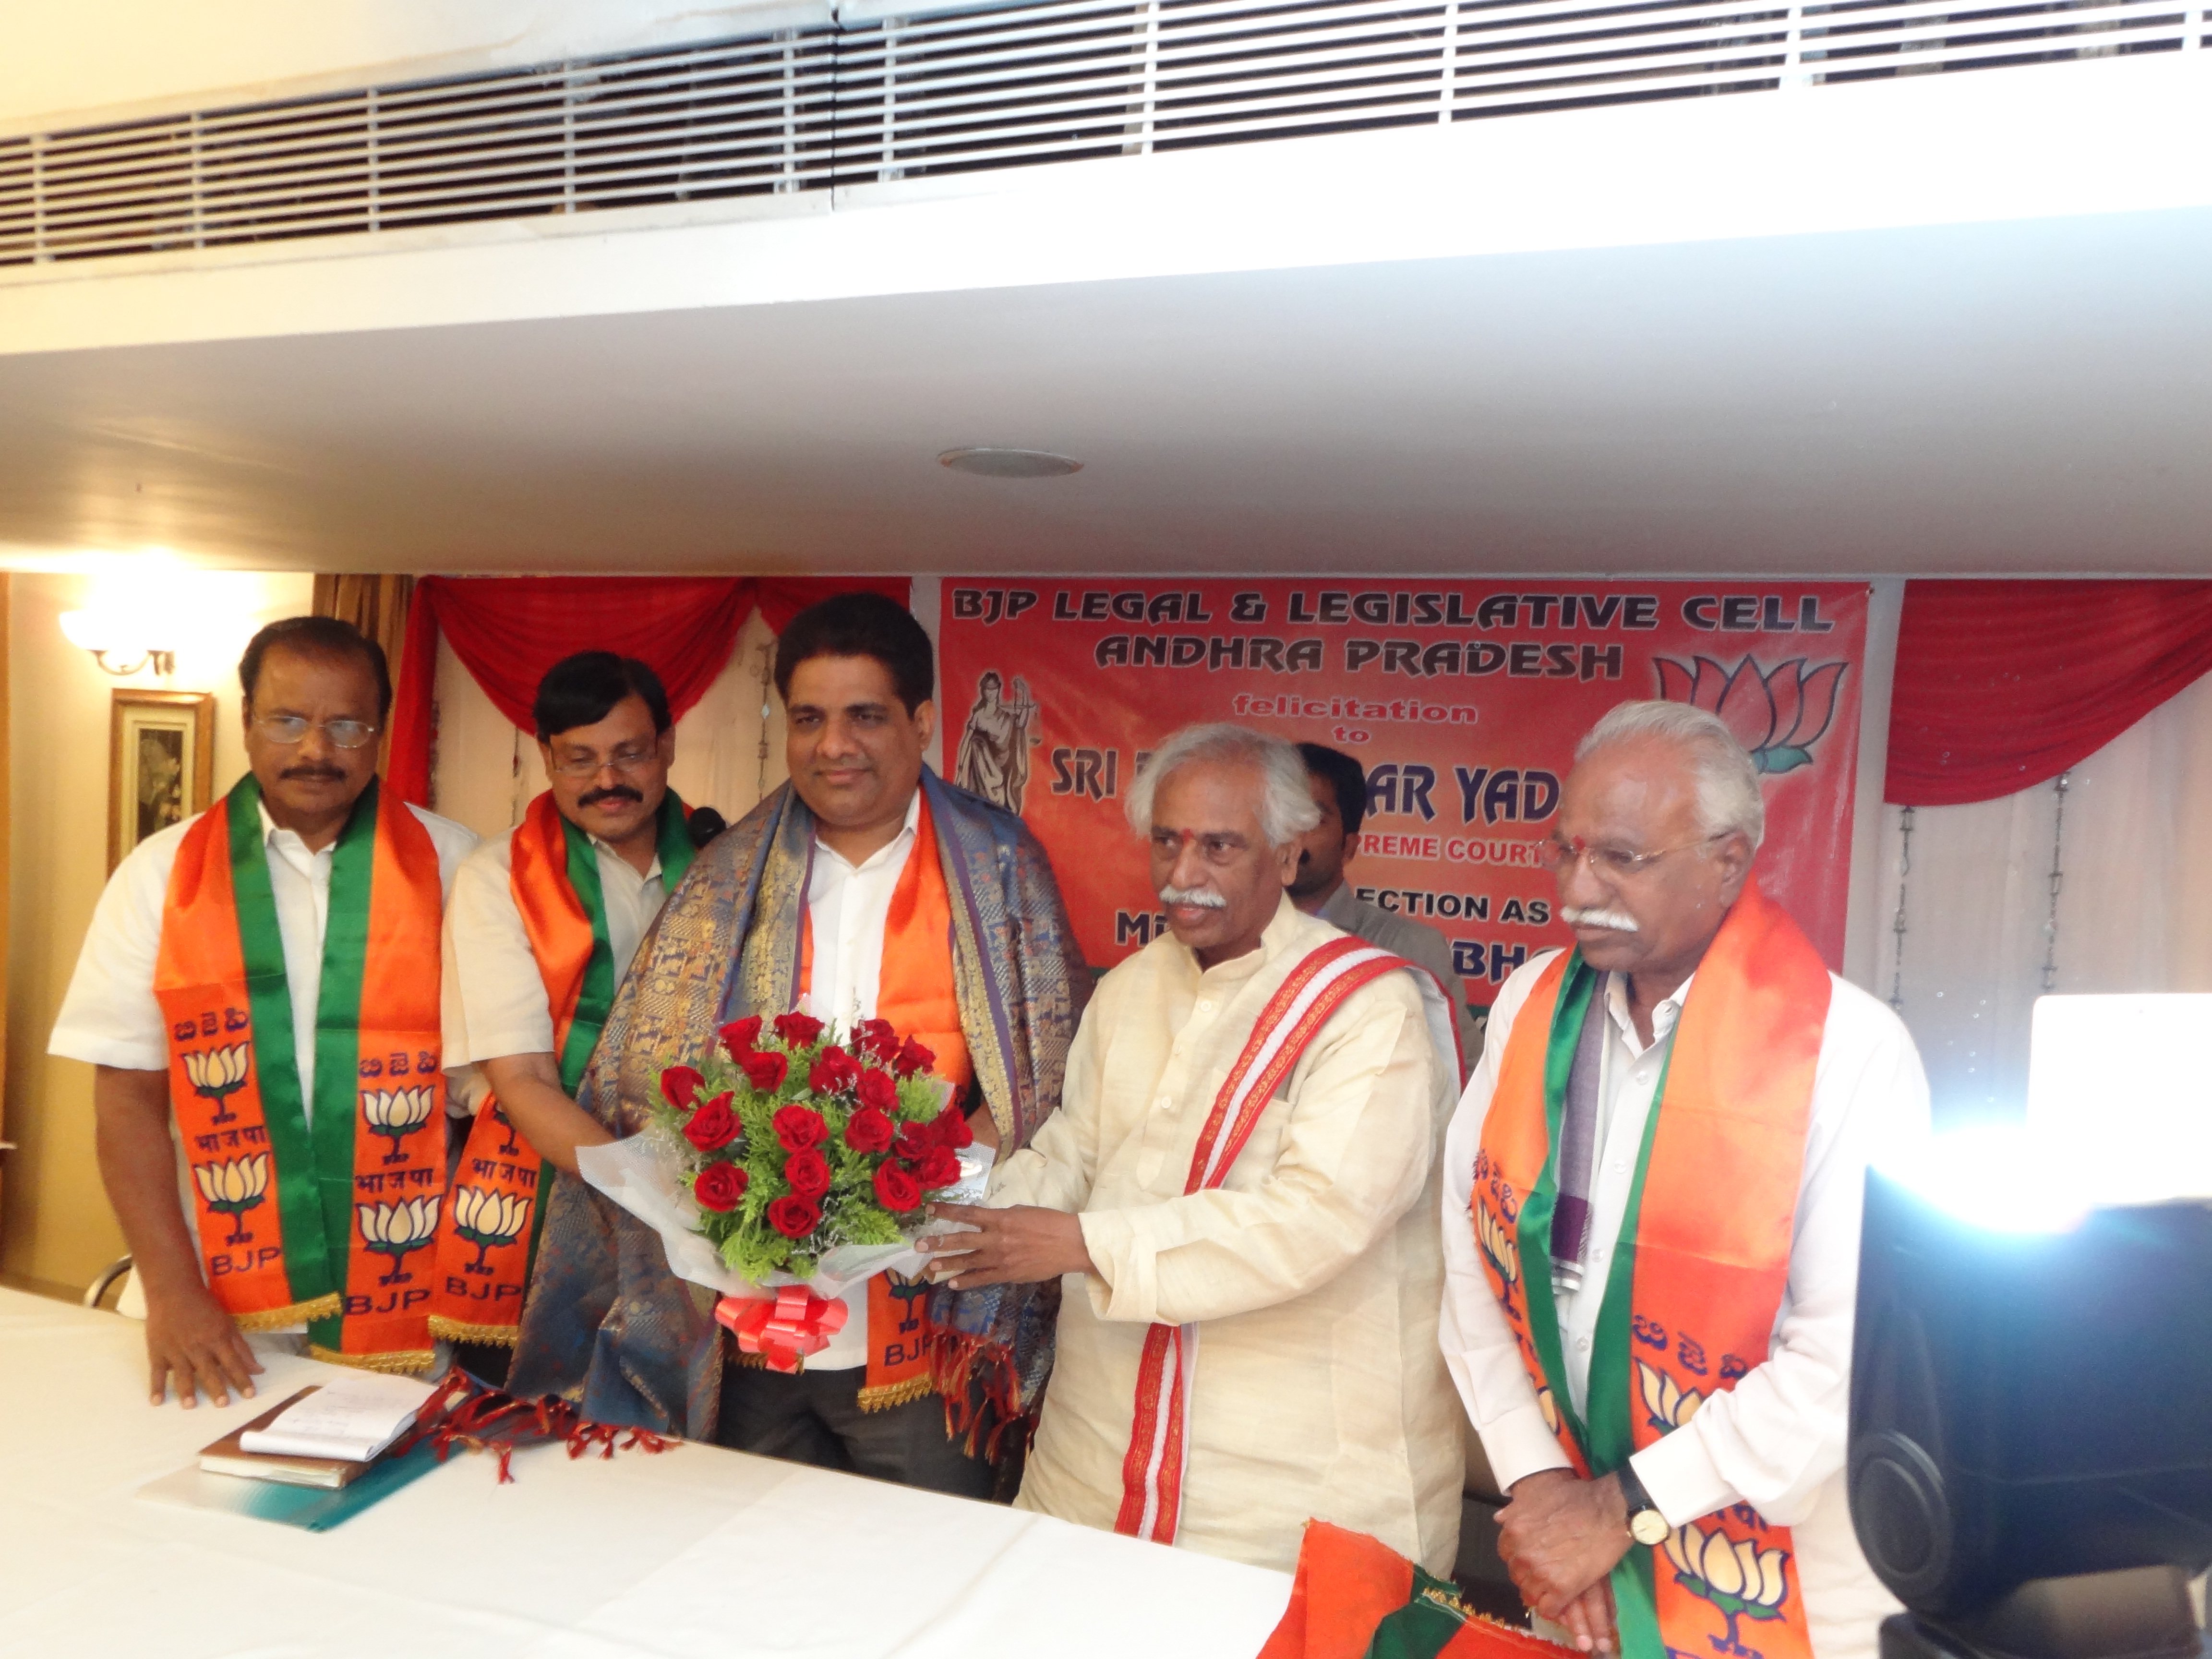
top-left (442, 823), bottom-right (673, 1069)
top-left (800, 790), bottom-right (922, 1032)
top-left (1439, 947), bottom-right (1931, 1659)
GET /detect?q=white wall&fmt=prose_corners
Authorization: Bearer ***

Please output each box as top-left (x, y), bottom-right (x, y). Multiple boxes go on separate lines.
top-left (3, 566), bottom-right (313, 1293)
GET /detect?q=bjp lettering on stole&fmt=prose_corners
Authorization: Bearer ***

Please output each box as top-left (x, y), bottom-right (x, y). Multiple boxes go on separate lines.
top-left (939, 581), bottom-right (1867, 991)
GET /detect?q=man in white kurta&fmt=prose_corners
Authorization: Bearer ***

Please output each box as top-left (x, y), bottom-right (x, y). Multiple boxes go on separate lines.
top-left (933, 722), bottom-right (1464, 1575)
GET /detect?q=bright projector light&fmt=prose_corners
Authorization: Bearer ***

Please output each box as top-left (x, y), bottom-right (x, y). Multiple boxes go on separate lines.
top-left (2027, 992), bottom-right (2212, 1209)
top-left (1875, 1123), bottom-right (2089, 1235)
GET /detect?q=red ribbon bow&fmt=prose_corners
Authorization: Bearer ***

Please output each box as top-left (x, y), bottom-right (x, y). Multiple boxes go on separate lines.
top-left (714, 1285), bottom-right (848, 1374)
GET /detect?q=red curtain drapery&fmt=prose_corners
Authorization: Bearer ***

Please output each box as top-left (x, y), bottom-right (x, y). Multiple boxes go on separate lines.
top-left (1885, 579), bottom-right (2212, 806)
top-left (387, 575), bottom-right (912, 805)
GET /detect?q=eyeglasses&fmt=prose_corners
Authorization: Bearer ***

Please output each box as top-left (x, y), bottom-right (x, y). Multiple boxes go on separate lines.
top-left (1149, 828), bottom-right (1253, 867)
top-left (1539, 832), bottom-right (1727, 880)
top-left (550, 744), bottom-right (660, 780)
top-left (252, 715), bottom-right (379, 750)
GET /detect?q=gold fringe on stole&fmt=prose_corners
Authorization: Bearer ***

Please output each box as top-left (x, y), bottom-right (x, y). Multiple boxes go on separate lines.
top-left (309, 1344), bottom-right (437, 1374)
top-left (426, 1314), bottom-right (521, 1346)
top-left (856, 1376), bottom-right (937, 1414)
top-left (232, 1293), bottom-right (342, 1332)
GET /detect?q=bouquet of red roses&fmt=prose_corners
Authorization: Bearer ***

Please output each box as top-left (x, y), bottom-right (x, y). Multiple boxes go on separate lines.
top-left (649, 1010), bottom-right (975, 1284)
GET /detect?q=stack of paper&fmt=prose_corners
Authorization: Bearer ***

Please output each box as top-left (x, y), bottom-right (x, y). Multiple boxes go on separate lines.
top-left (237, 1373), bottom-right (438, 1464)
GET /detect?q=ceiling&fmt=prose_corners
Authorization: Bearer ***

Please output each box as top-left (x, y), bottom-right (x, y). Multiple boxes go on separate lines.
top-left (3, 200), bottom-right (2210, 578)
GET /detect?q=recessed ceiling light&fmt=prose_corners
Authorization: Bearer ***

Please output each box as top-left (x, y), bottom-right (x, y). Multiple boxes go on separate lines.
top-left (939, 447), bottom-right (1082, 479)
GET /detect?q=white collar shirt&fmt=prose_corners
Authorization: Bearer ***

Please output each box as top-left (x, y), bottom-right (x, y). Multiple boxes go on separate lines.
top-left (800, 790), bottom-right (922, 1032)
top-left (440, 825), bottom-right (671, 1067)
top-left (1438, 947), bottom-right (1933, 1659)
top-left (51, 797), bottom-right (480, 1124)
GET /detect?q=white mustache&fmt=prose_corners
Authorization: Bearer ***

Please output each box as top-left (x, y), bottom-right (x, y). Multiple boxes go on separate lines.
top-left (1561, 904), bottom-right (1640, 933)
top-left (1159, 884), bottom-right (1229, 910)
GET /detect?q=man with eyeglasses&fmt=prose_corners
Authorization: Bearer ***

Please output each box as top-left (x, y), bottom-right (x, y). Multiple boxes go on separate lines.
top-left (433, 651), bottom-right (719, 1363)
top-left (51, 615), bottom-right (480, 1405)
top-left (510, 592), bottom-right (1089, 1499)
top-left (1438, 701), bottom-right (1928, 1659)
top-left (922, 723), bottom-right (1466, 1573)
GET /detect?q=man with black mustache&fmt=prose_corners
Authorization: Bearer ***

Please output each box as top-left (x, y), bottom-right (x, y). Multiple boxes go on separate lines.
top-left (434, 652), bottom-right (714, 1358)
top-left (51, 616), bottom-right (480, 1401)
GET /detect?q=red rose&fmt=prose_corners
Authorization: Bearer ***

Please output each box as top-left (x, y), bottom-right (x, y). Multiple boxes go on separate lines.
top-left (917, 1145), bottom-right (962, 1190)
top-left (808, 1048), bottom-right (860, 1094)
top-left (853, 1018), bottom-right (898, 1062)
top-left (773, 1011), bottom-right (826, 1047)
top-left (892, 1122), bottom-right (933, 1162)
top-left (929, 1104), bottom-right (975, 1151)
top-left (767, 1195), bottom-right (821, 1239)
top-left (892, 1039), bottom-right (935, 1079)
top-left (844, 1107), bottom-right (895, 1154)
top-left (684, 1092), bottom-right (740, 1153)
top-left (773, 1104), bottom-right (829, 1152)
top-left (718, 1016), bottom-right (764, 1063)
top-left (693, 1160), bottom-right (748, 1212)
top-left (742, 1050), bottom-right (790, 1094)
top-left (783, 1148), bottom-right (831, 1199)
top-left (659, 1065), bottom-right (706, 1112)
top-left (855, 1068), bottom-right (899, 1114)
top-left (874, 1162), bottom-right (923, 1214)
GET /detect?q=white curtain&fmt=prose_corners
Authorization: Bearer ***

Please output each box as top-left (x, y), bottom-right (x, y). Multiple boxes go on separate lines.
top-left (429, 608), bottom-right (791, 840)
top-left (1874, 672), bottom-right (2212, 1125)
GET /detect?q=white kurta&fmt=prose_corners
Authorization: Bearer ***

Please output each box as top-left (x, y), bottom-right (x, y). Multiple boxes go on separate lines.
top-left (991, 895), bottom-right (1465, 1575)
top-left (1439, 947), bottom-right (1932, 1659)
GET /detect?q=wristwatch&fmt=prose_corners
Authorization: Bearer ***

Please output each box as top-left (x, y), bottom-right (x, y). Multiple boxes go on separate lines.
top-left (1614, 1461), bottom-right (1672, 1547)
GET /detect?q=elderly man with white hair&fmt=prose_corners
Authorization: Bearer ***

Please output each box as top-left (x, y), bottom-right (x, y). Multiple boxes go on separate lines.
top-left (1440, 701), bottom-right (1930, 1659)
top-left (923, 722), bottom-right (1464, 1573)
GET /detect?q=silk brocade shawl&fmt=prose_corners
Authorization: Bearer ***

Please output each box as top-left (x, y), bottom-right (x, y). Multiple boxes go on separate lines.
top-left (509, 769), bottom-right (1090, 1439)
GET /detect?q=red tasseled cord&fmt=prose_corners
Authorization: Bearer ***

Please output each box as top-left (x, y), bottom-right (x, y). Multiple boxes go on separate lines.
top-left (393, 1369), bottom-right (676, 1484)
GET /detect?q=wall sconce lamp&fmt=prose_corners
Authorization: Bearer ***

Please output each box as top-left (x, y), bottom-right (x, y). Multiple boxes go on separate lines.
top-left (60, 609), bottom-right (174, 676)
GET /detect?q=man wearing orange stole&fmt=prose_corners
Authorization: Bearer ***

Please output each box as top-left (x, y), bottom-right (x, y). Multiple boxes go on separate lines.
top-left (51, 617), bottom-right (480, 1403)
top-left (434, 652), bottom-right (712, 1360)
top-left (1440, 702), bottom-right (1930, 1659)
top-left (510, 594), bottom-right (1089, 1496)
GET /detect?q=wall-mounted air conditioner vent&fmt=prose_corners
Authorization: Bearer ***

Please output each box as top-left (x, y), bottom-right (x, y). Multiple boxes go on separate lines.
top-left (0, 0), bottom-right (2198, 268)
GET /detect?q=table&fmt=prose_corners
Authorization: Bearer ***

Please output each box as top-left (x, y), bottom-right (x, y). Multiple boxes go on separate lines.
top-left (0, 1287), bottom-right (1292, 1657)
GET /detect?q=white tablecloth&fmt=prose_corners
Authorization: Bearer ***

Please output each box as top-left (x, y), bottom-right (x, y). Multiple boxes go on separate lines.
top-left (0, 1287), bottom-right (1292, 1658)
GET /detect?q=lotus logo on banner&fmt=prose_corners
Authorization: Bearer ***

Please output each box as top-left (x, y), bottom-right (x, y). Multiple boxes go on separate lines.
top-left (361, 1086), bottom-right (437, 1165)
top-left (1655, 656), bottom-right (1848, 775)
top-left (1636, 1357), bottom-right (1705, 1431)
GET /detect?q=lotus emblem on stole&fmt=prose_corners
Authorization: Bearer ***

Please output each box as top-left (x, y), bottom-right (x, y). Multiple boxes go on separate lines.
top-left (1662, 1521), bottom-right (1791, 1657)
top-left (357, 1195), bottom-right (442, 1285)
top-left (182, 1043), bottom-right (252, 1126)
top-left (361, 1086), bottom-right (436, 1165)
top-left (192, 1154), bottom-right (270, 1246)
top-left (450, 1186), bottom-right (530, 1274)
top-left (1637, 1358), bottom-right (1705, 1431)
top-left (1475, 1199), bottom-right (1521, 1311)
top-left (1655, 656), bottom-right (1846, 776)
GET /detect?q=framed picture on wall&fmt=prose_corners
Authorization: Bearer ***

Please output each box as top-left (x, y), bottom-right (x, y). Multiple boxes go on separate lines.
top-left (110, 690), bottom-right (216, 871)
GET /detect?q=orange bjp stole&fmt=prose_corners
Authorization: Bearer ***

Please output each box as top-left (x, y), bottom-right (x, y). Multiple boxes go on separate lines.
top-left (155, 777), bottom-right (449, 1370)
top-left (1470, 879), bottom-right (1828, 1659)
top-left (797, 789), bottom-right (972, 1409)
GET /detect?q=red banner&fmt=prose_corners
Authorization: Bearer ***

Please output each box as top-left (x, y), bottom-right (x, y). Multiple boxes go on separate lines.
top-left (940, 580), bottom-right (1866, 992)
